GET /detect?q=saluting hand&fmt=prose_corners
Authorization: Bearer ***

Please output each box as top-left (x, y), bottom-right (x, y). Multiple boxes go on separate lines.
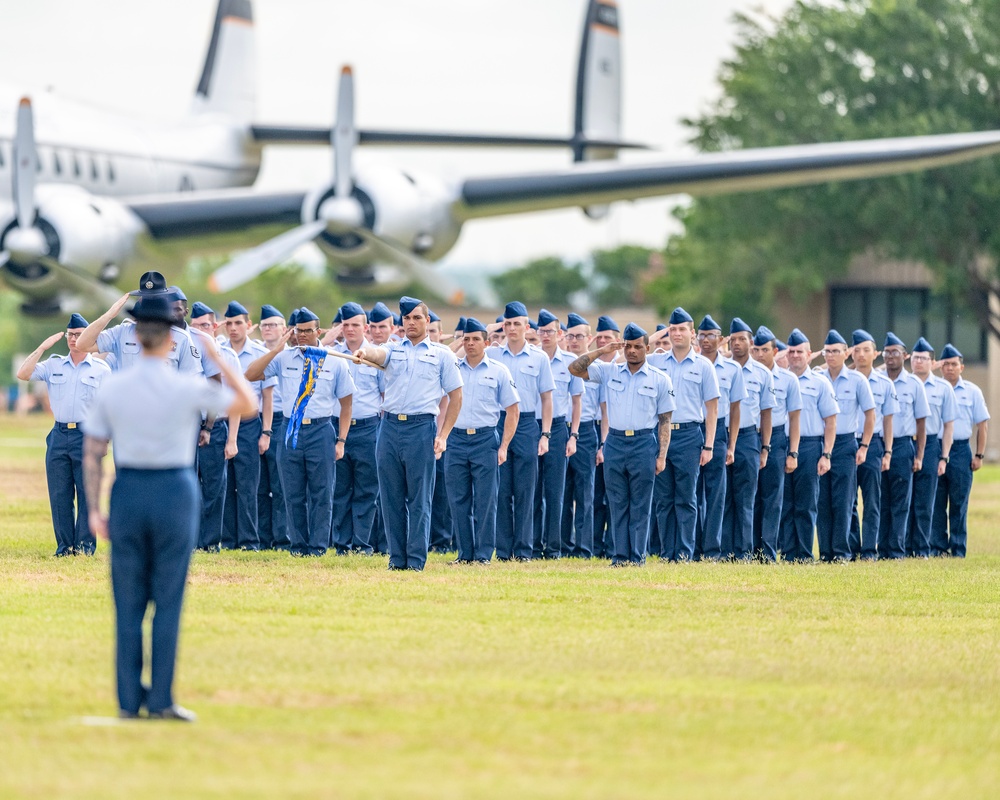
top-left (109, 292), bottom-right (131, 317)
top-left (39, 331), bottom-right (65, 351)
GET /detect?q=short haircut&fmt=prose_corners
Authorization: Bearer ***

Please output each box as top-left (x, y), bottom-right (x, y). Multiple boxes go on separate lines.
top-left (136, 320), bottom-right (172, 350)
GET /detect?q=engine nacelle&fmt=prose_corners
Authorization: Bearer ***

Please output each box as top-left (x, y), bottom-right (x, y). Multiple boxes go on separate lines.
top-left (301, 160), bottom-right (462, 274)
top-left (0, 185), bottom-right (143, 311)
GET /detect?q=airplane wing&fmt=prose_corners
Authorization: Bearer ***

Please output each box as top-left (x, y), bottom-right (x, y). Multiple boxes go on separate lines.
top-left (451, 129), bottom-right (1000, 219)
top-left (125, 189), bottom-right (305, 238)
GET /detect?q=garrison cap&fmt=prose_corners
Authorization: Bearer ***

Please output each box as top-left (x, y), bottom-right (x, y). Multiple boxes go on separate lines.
top-left (224, 301), bottom-right (248, 318)
top-left (884, 331), bottom-right (905, 349)
top-left (287, 308), bottom-right (301, 326)
top-left (464, 317), bottom-right (488, 335)
top-left (567, 312), bottom-right (588, 328)
top-left (504, 301), bottom-right (528, 319)
top-left (851, 329), bottom-right (875, 346)
top-left (190, 301), bottom-right (214, 319)
top-left (940, 343), bottom-right (962, 360)
top-left (332, 309), bottom-right (343, 324)
top-left (167, 285), bottom-right (187, 303)
top-left (669, 307), bottom-right (693, 325)
top-left (67, 313), bottom-right (89, 329)
top-left (399, 296), bottom-right (423, 316)
top-left (455, 316), bottom-right (467, 332)
top-left (596, 315), bottom-right (619, 333)
top-left (428, 309), bottom-right (441, 323)
top-left (786, 328), bottom-right (808, 347)
top-left (495, 315), bottom-right (504, 324)
top-left (912, 337), bottom-right (934, 353)
top-left (824, 329), bottom-right (847, 346)
top-left (369, 302), bottom-right (393, 323)
top-left (560, 323), bottom-right (567, 333)
top-left (129, 295), bottom-right (176, 324)
top-left (260, 304), bottom-right (283, 321)
top-left (528, 320), bottom-right (538, 331)
top-left (656, 324), bottom-right (667, 332)
top-left (730, 317), bottom-right (752, 335)
top-left (538, 308), bottom-right (559, 327)
top-left (340, 302), bottom-right (366, 321)
top-left (622, 322), bottom-right (647, 341)
top-left (775, 339), bottom-right (788, 351)
top-left (297, 307), bottom-right (319, 324)
top-left (697, 314), bottom-right (722, 332)
top-left (129, 270), bottom-right (169, 297)
top-left (393, 313), bottom-right (402, 326)
top-left (753, 325), bottom-right (776, 347)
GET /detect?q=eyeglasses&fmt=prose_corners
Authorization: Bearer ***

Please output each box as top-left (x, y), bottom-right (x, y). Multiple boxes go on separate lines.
top-left (564, 333), bottom-right (588, 341)
top-left (822, 349), bottom-right (846, 356)
top-left (295, 327), bottom-right (318, 335)
top-left (66, 332), bottom-right (83, 338)
top-left (537, 329), bottom-right (559, 337)
top-left (259, 322), bottom-right (283, 329)
top-left (696, 333), bottom-right (720, 341)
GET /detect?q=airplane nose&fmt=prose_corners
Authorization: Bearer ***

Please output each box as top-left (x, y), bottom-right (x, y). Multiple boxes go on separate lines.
top-left (3, 226), bottom-right (49, 260)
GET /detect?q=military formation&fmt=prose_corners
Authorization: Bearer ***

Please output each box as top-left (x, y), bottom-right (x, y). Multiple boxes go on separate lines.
top-left (20, 271), bottom-right (992, 568)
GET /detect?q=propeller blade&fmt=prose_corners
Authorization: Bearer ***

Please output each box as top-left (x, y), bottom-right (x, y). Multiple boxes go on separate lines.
top-left (355, 229), bottom-right (465, 305)
top-left (333, 66), bottom-right (356, 199)
top-left (39, 256), bottom-right (126, 310)
top-left (208, 219), bottom-right (327, 293)
top-left (13, 97), bottom-right (37, 230)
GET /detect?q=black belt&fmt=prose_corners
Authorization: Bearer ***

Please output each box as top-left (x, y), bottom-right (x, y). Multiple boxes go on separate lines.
top-left (548, 416), bottom-right (566, 425)
top-left (451, 426), bottom-right (495, 436)
top-left (835, 433), bottom-right (856, 442)
top-left (55, 421), bottom-right (82, 431)
top-left (738, 425), bottom-right (759, 434)
top-left (800, 435), bottom-right (824, 442)
top-left (300, 416), bottom-right (332, 426)
top-left (954, 438), bottom-right (969, 443)
top-left (384, 413), bottom-right (435, 423)
top-left (857, 433), bottom-right (882, 440)
top-left (893, 436), bottom-right (915, 444)
top-left (670, 421), bottom-right (701, 430)
top-left (609, 428), bottom-right (654, 438)
top-left (351, 416), bottom-right (379, 428)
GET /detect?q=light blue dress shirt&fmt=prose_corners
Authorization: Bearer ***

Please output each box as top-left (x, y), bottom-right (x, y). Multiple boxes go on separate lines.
top-left (84, 357), bottom-right (234, 468)
top-left (496, 342), bottom-right (555, 416)
top-left (853, 369), bottom-right (898, 438)
top-left (769, 364), bottom-right (802, 430)
top-left (539, 348), bottom-right (584, 420)
top-left (454, 353), bottom-right (520, 429)
top-left (581, 374), bottom-right (605, 423)
top-left (587, 360), bottom-right (675, 431)
top-left (921, 374), bottom-right (958, 437)
top-left (708, 353), bottom-right (747, 426)
top-left (334, 341), bottom-right (385, 419)
top-left (232, 337), bottom-right (278, 410)
top-left (31, 353), bottom-right (111, 423)
top-left (263, 348), bottom-right (355, 418)
top-left (647, 348), bottom-right (720, 423)
top-left (796, 370), bottom-right (840, 437)
top-left (738, 358), bottom-right (776, 428)
top-left (820, 367), bottom-right (876, 435)
top-left (951, 378), bottom-right (991, 441)
top-left (887, 370), bottom-right (929, 438)
top-left (381, 337), bottom-right (462, 416)
top-left (97, 321), bottom-right (202, 374)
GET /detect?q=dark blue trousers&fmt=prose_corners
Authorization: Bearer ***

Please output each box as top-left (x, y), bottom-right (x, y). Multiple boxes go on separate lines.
top-left (816, 433), bottom-right (856, 561)
top-left (258, 413), bottom-right (288, 550)
top-left (45, 425), bottom-right (91, 555)
top-left (430, 456), bottom-right (454, 552)
top-left (878, 437), bottom-right (915, 559)
top-left (696, 423), bottom-right (729, 560)
top-left (109, 468), bottom-right (198, 715)
top-left (222, 415), bottom-right (261, 550)
top-left (780, 436), bottom-right (823, 561)
top-left (753, 429), bottom-right (787, 561)
top-left (722, 427), bottom-right (760, 559)
top-left (445, 428), bottom-right (500, 561)
top-left (593, 422), bottom-right (611, 558)
top-left (932, 440), bottom-right (973, 557)
top-left (907, 434), bottom-right (940, 557)
top-left (849, 435), bottom-right (884, 559)
top-left (331, 417), bottom-right (379, 554)
top-left (280, 418), bottom-right (335, 556)
top-left (604, 430), bottom-right (657, 565)
top-left (533, 416), bottom-right (569, 559)
top-left (560, 418), bottom-right (598, 557)
top-left (655, 423), bottom-right (704, 561)
top-left (496, 414), bottom-right (540, 560)
top-left (197, 419), bottom-right (228, 550)
top-left (377, 415), bottom-right (436, 569)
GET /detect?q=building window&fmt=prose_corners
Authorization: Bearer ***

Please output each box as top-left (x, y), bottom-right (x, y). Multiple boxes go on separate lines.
top-left (830, 286), bottom-right (987, 362)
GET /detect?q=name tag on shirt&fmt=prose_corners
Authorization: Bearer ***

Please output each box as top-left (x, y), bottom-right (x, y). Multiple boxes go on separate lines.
top-left (123, 341), bottom-right (140, 354)
top-left (637, 384), bottom-right (657, 398)
top-left (479, 375), bottom-right (498, 387)
top-left (802, 386), bottom-right (819, 397)
top-left (81, 374), bottom-right (101, 388)
top-left (49, 373), bottom-right (67, 384)
top-left (683, 370), bottom-right (702, 383)
top-left (521, 363), bottom-right (540, 377)
top-left (317, 369), bottom-right (335, 381)
top-left (417, 353), bottom-right (438, 365)
top-left (608, 378), bottom-right (626, 392)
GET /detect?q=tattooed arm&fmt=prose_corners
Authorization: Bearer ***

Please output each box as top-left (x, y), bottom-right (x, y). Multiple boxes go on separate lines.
top-left (84, 435), bottom-right (111, 541)
top-left (656, 412), bottom-right (672, 474)
top-left (568, 341), bottom-right (622, 379)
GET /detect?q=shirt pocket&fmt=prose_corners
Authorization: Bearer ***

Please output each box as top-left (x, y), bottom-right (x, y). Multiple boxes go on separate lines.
top-left (517, 363), bottom-right (540, 393)
top-left (122, 341), bottom-right (140, 355)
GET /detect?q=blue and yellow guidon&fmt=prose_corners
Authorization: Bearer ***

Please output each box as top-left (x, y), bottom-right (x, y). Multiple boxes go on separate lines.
top-left (285, 347), bottom-right (327, 449)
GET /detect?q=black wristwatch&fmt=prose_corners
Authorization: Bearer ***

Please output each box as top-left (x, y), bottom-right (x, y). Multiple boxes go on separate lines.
top-left (761, 444), bottom-right (771, 452)
top-left (701, 446), bottom-right (713, 452)
top-left (788, 451), bottom-right (799, 458)
top-left (858, 441), bottom-right (869, 449)
top-left (884, 449), bottom-right (892, 456)
top-left (570, 431), bottom-right (579, 440)
top-left (821, 452), bottom-right (832, 459)
top-left (975, 452), bottom-right (985, 459)
top-left (337, 437), bottom-right (347, 444)
top-left (262, 429), bottom-right (273, 436)
top-left (541, 431), bottom-right (552, 439)
top-left (939, 455), bottom-right (950, 464)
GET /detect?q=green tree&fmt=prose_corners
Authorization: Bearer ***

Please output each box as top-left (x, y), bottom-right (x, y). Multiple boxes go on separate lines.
top-left (646, 0), bottom-right (1000, 336)
top-left (490, 256), bottom-right (587, 306)
top-left (591, 245), bottom-right (656, 307)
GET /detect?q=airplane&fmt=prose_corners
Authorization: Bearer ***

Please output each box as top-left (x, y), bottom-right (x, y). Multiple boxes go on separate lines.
top-left (4, 0), bottom-right (1000, 316)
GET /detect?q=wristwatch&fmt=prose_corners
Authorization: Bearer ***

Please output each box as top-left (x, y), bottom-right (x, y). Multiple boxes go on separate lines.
top-left (541, 431), bottom-right (552, 439)
top-left (788, 451), bottom-right (799, 458)
top-left (570, 431), bottom-right (579, 440)
top-left (975, 452), bottom-right (985, 459)
top-left (858, 441), bottom-right (869, 449)
top-left (262, 429), bottom-right (273, 436)
top-left (939, 455), bottom-right (950, 464)
top-left (821, 452), bottom-right (832, 459)
top-left (761, 444), bottom-right (771, 452)
top-left (336, 437), bottom-right (347, 444)
top-left (701, 446), bottom-right (713, 452)
top-left (884, 449), bottom-right (892, 456)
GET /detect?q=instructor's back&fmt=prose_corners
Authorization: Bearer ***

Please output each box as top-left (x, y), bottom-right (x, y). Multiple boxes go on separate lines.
top-left (83, 295), bottom-right (256, 721)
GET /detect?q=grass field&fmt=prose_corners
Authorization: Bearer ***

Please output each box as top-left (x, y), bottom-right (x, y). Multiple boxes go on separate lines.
top-left (1, 413), bottom-right (998, 799)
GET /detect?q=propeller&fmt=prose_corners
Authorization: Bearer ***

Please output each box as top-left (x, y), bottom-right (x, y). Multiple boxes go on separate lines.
top-left (208, 66), bottom-right (455, 298)
top-left (3, 98), bottom-right (49, 261)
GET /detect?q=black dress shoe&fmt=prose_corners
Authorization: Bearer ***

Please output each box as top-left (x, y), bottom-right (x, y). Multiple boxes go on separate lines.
top-left (118, 709), bottom-right (141, 720)
top-left (448, 558), bottom-right (472, 566)
top-left (148, 704), bottom-right (197, 722)
top-left (387, 564), bottom-right (405, 571)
